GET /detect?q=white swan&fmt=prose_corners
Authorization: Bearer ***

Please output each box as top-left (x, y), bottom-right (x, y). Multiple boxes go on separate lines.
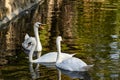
top-left (25, 36), bottom-right (75, 63)
top-left (22, 22), bottom-right (44, 58)
top-left (56, 36), bottom-right (93, 71)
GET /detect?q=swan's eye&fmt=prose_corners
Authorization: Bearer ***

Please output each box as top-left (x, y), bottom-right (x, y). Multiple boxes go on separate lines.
top-left (38, 23), bottom-right (41, 26)
top-left (28, 42), bottom-right (32, 45)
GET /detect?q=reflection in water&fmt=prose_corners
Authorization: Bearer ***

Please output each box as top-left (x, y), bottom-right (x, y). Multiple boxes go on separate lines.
top-left (1, 0), bottom-right (120, 80)
top-left (109, 41), bottom-right (120, 60)
top-left (29, 63), bottom-right (40, 80)
top-left (29, 62), bottom-right (56, 80)
top-left (109, 34), bottom-right (120, 60)
top-left (57, 68), bottom-right (92, 80)
top-left (110, 53), bottom-right (120, 60)
top-left (110, 35), bottom-right (119, 39)
top-left (109, 42), bottom-right (118, 49)
top-left (29, 63), bottom-right (92, 80)
top-left (39, 62), bottom-right (56, 68)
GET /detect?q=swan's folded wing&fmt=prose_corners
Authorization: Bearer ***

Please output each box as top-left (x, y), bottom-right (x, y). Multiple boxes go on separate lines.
top-left (32, 52), bottom-right (74, 63)
top-left (82, 65), bottom-right (94, 70)
top-left (56, 57), bottom-right (88, 71)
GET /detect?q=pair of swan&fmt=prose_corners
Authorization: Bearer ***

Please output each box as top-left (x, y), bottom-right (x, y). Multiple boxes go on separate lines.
top-left (25, 35), bottom-right (92, 71)
top-left (24, 36), bottom-right (74, 63)
top-left (22, 22), bottom-right (74, 63)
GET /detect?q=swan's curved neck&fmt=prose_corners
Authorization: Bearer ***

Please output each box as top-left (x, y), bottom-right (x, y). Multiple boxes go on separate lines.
top-left (56, 39), bottom-right (62, 63)
top-left (58, 69), bottom-right (61, 80)
top-left (29, 44), bottom-right (36, 62)
top-left (29, 46), bottom-right (42, 62)
top-left (34, 25), bottom-right (42, 52)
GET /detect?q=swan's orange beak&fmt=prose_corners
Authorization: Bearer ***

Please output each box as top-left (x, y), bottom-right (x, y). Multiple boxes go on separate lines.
top-left (39, 24), bottom-right (46, 30)
top-left (61, 39), bottom-right (65, 43)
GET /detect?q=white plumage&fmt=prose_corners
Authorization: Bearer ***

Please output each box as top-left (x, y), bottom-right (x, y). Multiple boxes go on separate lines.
top-left (22, 22), bottom-right (74, 63)
top-left (24, 36), bottom-right (74, 63)
top-left (56, 36), bottom-right (93, 71)
top-left (32, 52), bottom-right (74, 63)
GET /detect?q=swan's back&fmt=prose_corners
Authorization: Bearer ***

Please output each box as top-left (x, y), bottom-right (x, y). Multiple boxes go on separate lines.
top-left (56, 57), bottom-right (88, 71)
top-left (33, 52), bottom-right (74, 63)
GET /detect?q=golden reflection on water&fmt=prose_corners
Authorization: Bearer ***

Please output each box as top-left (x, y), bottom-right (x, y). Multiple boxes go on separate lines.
top-left (1, 0), bottom-right (120, 80)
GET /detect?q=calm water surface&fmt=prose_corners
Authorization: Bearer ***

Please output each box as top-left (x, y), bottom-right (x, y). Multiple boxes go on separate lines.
top-left (1, 0), bottom-right (120, 80)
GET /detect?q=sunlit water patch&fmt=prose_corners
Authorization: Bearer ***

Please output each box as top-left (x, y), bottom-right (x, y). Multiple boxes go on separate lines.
top-left (1, 0), bottom-right (120, 80)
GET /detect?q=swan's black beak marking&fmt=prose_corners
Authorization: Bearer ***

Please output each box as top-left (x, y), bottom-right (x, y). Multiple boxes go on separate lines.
top-left (26, 42), bottom-right (32, 48)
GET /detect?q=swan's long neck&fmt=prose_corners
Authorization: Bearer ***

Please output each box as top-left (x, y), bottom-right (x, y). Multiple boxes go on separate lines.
top-left (58, 69), bottom-right (61, 80)
top-left (56, 39), bottom-right (62, 63)
top-left (34, 26), bottom-right (42, 52)
top-left (29, 43), bottom-right (36, 62)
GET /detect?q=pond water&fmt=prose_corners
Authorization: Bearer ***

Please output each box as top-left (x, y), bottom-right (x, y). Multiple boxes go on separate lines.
top-left (1, 0), bottom-right (120, 80)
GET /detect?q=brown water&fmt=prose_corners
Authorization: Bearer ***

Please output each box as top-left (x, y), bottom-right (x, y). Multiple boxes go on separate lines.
top-left (1, 0), bottom-right (120, 80)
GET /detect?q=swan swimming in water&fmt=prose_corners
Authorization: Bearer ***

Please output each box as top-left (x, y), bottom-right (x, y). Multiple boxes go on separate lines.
top-left (24, 36), bottom-right (75, 63)
top-left (55, 36), bottom-right (93, 71)
top-left (22, 22), bottom-right (44, 58)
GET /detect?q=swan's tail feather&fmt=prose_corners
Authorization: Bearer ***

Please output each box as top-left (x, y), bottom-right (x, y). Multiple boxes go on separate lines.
top-left (71, 53), bottom-right (77, 56)
top-left (83, 64), bottom-right (94, 70)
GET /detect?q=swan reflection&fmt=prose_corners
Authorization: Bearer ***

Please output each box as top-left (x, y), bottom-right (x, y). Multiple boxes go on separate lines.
top-left (29, 63), bottom-right (40, 80)
top-left (57, 68), bottom-right (92, 80)
top-left (29, 63), bottom-right (92, 80)
top-left (29, 62), bottom-right (56, 80)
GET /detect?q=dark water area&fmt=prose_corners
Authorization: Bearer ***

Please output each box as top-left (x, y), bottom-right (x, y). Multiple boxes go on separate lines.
top-left (1, 0), bottom-right (120, 80)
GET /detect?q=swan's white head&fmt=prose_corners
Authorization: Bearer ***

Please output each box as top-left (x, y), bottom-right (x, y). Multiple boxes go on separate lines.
top-left (25, 37), bottom-right (36, 49)
top-left (56, 36), bottom-right (62, 47)
top-left (57, 36), bottom-right (62, 42)
top-left (22, 34), bottom-right (31, 50)
top-left (34, 22), bottom-right (42, 28)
